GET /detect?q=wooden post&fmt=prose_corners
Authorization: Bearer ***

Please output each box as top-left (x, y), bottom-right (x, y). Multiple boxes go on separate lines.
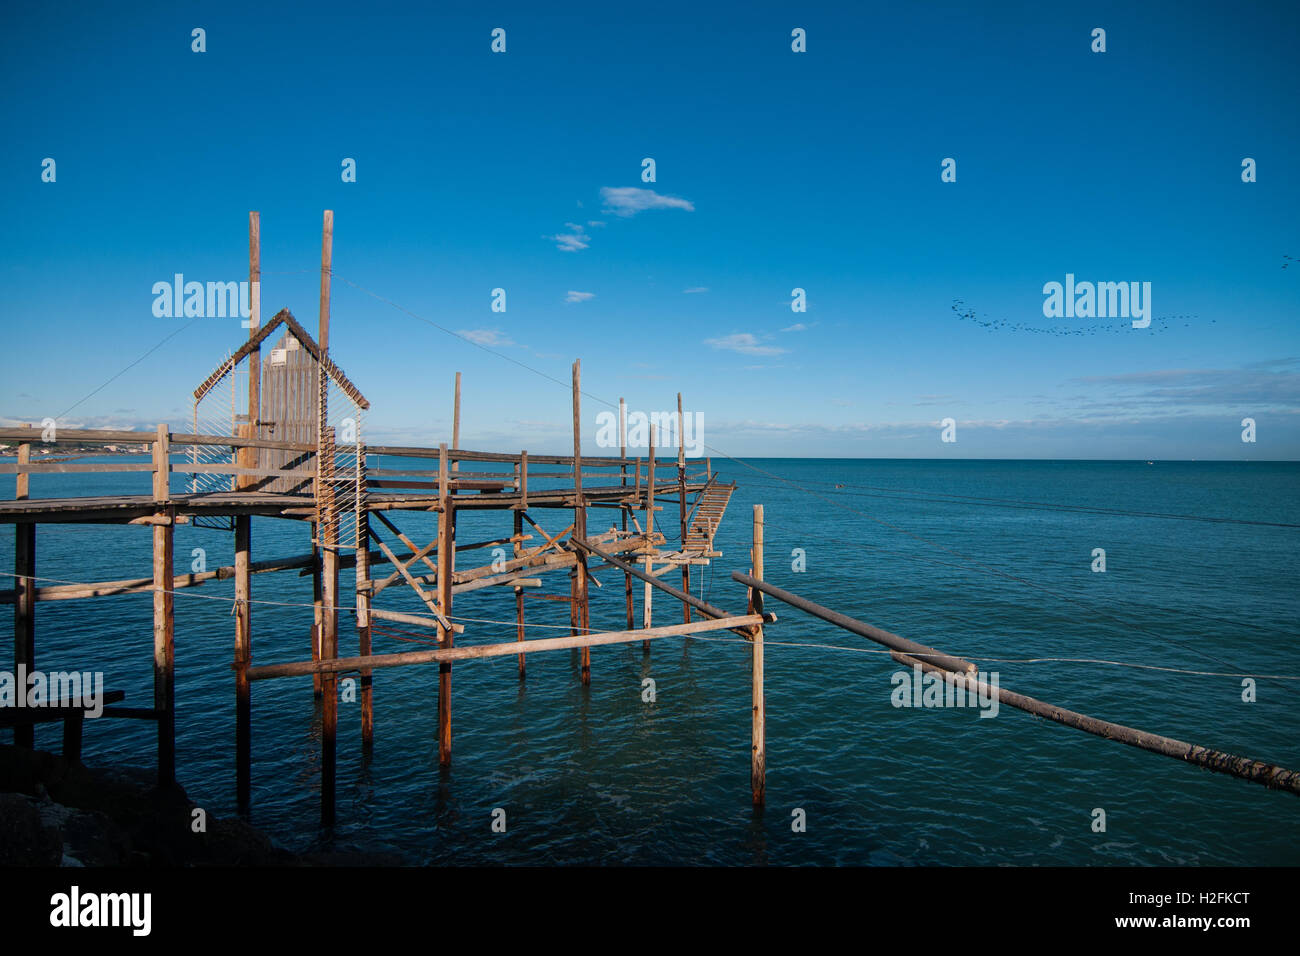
top-left (643, 427), bottom-right (655, 651)
top-left (514, 508), bottom-right (526, 680)
top-left (621, 399), bottom-right (633, 631)
top-left (12, 425), bottom-right (34, 748)
top-left (248, 210), bottom-right (261, 433)
top-left (678, 393), bottom-right (690, 624)
top-left (152, 425), bottom-right (175, 788)
top-left (320, 432), bottom-right (339, 826)
top-left (519, 450), bottom-right (528, 509)
top-left (452, 372), bottom-right (461, 472)
top-left (437, 442), bottom-right (455, 765)
top-left (310, 523), bottom-right (323, 698)
top-left (318, 211), bottom-right (336, 821)
top-left (234, 515), bottom-right (251, 814)
top-left (572, 361), bottom-right (590, 684)
top-left (356, 479), bottom-right (373, 748)
top-left (319, 209), bottom-right (333, 352)
top-left (15, 424), bottom-right (30, 500)
top-left (749, 505), bottom-right (765, 809)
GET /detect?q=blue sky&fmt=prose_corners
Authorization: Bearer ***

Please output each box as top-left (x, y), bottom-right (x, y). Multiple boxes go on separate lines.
top-left (1, 0), bottom-right (1297, 458)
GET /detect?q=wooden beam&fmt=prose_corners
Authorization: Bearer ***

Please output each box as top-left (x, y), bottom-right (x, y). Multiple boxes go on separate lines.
top-left (247, 614), bottom-right (771, 680)
top-left (369, 607), bottom-right (463, 633)
top-left (574, 536), bottom-right (763, 639)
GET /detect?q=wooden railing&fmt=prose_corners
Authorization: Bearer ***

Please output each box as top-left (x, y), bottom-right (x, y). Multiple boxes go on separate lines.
top-left (1, 426), bottom-right (716, 503)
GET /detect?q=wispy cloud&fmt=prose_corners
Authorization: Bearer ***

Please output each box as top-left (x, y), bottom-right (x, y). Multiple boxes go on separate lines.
top-left (545, 222), bottom-right (590, 252)
top-left (683, 286), bottom-right (709, 294)
top-left (458, 328), bottom-right (514, 346)
top-left (600, 186), bottom-right (695, 217)
top-left (1066, 363), bottom-right (1300, 410)
top-left (565, 290), bottom-right (595, 303)
top-left (704, 332), bottom-right (787, 357)
top-left (781, 322), bottom-right (809, 332)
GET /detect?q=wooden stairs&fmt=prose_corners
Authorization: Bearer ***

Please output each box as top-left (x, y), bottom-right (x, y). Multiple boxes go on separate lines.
top-left (682, 480), bottom-right (736, 554)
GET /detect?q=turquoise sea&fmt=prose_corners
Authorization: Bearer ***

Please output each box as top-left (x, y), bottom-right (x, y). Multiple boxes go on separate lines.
top-left (3, 458), bottom-right (1298, 865)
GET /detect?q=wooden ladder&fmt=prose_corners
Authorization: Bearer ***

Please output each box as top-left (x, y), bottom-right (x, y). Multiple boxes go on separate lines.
top-left (683, 480), bottom-right (735, 552)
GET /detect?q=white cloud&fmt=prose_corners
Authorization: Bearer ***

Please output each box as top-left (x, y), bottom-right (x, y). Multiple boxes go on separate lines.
top-left (565, 291), bottom-right (595, 303)
top-left (781, 322), bottom-right (808, 332)
top-left (546, 223), bottom-right (590, 251)
top-left (704, 332), bottom-right (787, 357)
top-left (600, 186), bottom-right (695, 217)
top-left (458, 328), bottom-right (514, 346)
top-left (683, 286), bottom-right (709, 294)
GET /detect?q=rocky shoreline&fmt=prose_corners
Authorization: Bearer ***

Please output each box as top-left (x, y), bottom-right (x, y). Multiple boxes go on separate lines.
top-left (0, 745), bottom-right (402, 866)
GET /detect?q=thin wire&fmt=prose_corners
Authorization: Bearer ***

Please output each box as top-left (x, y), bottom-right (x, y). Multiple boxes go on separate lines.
top-left (56, 317), bottom-right (203, 421)
top-left (334, 274), bottom-right (618, 411)
top-left (682, 634), bottom-right (1300, 680)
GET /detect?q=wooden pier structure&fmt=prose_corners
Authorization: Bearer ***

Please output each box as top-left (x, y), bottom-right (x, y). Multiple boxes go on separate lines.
top-left (4, 211), bottom-right (1293, 841)
top-left (0, 212), bottom-right (772, 825)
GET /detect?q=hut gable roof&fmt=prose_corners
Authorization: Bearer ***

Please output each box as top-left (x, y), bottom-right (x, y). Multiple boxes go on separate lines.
top-left (193, 308), bottom-right (370, 409)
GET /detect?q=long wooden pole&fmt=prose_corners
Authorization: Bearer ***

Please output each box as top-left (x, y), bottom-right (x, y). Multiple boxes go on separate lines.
top-left (572, 361), bottom-right (590, 684)
top-left (678, 393), bottom-right (690, 623)
top-left (13, 426), bottom-right (34, 748)
top-left (437, 442), bottom-right (454, 765)
top-left (749, 505), bottom-right (765, 808)
top-left (152, 425), bottom-right (175, 788)
top-left (320, 448), bottom-right (339, 826)
top-left (730, 573), bottom-right (976, 674)
top-left (248, 210), bottom-right (261, 434)
top-left (452, 372), bottom-right (461, 472)
top-left (643, 427), bottom-right (655, 652)
top-left (514, 508), bottom-right (526, 679)
top-left (319, 209), bottom-right (333, 352)
top-left (892, 650), bottom-right (1300, 796)
top-left (356, 488), bottom-right (373, 747)
top-left (234, 514), bottom-right (251, 814)
top-left (732, 572), bottom-right (1300, 797)
top-left (310, 523), bottom-right (323, 698)
top-left (318, 211), bottom-right (337, 824)
top-left (620, 398), bottom-right (633, 631)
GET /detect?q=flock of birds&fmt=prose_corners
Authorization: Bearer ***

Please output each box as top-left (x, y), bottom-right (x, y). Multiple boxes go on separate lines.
top-left (949, 299), bottom-right (1206, 336)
